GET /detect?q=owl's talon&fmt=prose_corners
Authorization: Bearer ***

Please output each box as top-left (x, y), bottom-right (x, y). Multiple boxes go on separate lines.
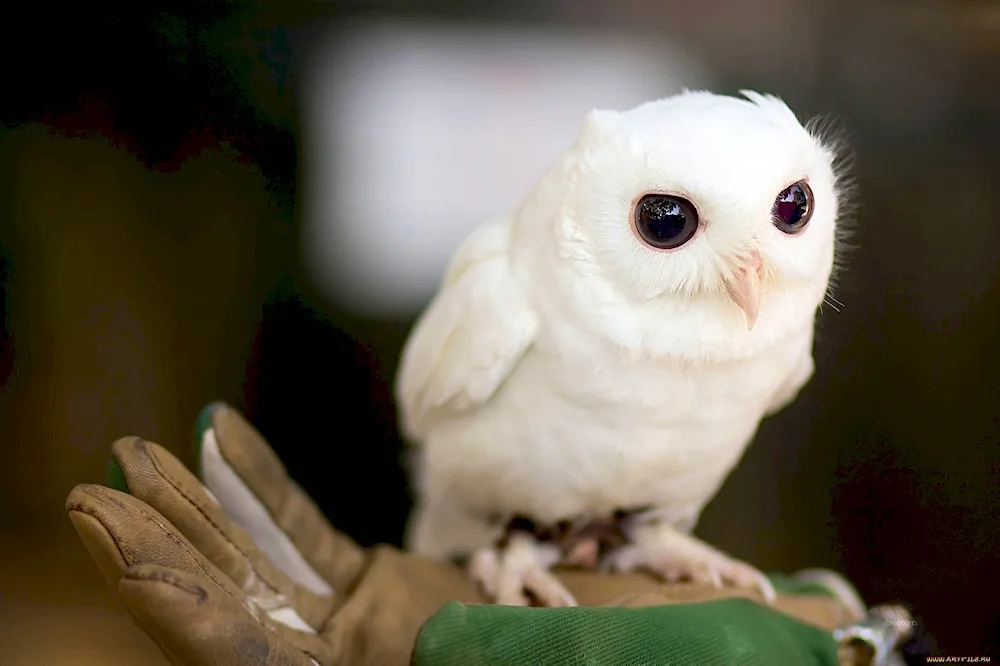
top-left (607, 527), bottom-right (776, 604)
top-left (468, 548), bottom-right (500, 598)
top-left (468, 533), bottom-right (578, 607)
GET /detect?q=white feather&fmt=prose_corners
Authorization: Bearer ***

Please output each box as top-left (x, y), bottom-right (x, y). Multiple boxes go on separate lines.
top-left (396, 217), bottom-right (539, 440)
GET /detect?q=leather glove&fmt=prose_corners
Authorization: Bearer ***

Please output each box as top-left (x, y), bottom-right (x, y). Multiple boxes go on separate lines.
top-left (65, 403), bottom-right (865, 665)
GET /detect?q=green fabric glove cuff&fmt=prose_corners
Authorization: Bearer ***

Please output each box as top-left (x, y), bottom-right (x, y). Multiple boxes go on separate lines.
top-left (412, 598), bottom-right (840, 666)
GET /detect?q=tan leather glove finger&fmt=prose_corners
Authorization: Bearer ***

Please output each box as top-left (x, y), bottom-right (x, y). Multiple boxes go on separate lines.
top-left (110, 435), bottom-right (349, 635)
top-left (66, 484), bottom-right (336, 665)
top-left (195, 403), bottom-right (365, 594)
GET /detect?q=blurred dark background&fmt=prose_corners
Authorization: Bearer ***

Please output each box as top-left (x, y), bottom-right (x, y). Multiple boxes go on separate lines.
top-left (1, 1), bottom-right (998, 662)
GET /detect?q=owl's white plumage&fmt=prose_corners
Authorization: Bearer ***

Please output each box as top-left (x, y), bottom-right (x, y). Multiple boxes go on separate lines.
top-left (396, 90), bottom-right (845, 605)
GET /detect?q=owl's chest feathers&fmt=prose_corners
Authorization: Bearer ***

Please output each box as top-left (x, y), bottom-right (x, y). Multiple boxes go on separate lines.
top-left (449, 328), bottom-right (808, 522)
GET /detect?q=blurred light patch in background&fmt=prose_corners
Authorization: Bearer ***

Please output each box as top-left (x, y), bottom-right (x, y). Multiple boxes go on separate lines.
top-left (300, 20), bottom-right (709, 317)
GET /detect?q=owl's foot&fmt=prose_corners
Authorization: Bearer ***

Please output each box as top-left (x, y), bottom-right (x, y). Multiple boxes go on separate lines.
top-left (468, 532), bottom-right (578, 607)
top-left (603, 524), bottom-right (776, 603)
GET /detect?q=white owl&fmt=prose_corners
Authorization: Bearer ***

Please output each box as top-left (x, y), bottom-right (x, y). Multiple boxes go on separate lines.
top-left (396, 90), bottom-right (848, 606)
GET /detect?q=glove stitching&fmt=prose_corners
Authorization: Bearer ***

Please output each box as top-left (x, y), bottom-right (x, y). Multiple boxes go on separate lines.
top-left (67, 501), bottom-right (132, 566)
top-left (146, 442), bottom-right (288, 599)
top-left (71, 485), bottom-right (245, 610)
top-left (124, 567), bottom-right (210, 600)
top-left (128, 495), bottom-right (302, 640)
top-left (115, 484), bottom-right (248, 607)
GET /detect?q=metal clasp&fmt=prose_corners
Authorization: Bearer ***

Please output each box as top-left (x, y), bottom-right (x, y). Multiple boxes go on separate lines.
top-left (833, 604), bottom-right (915, 666)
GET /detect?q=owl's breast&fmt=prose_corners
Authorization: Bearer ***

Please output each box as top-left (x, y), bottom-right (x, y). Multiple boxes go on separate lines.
top-left (426, 332), bottom-right (810, 524)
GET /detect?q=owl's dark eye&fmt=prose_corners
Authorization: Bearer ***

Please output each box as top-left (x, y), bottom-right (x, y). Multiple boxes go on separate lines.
top-left (772, 180), bottom-right (814, 234)
top-left (632, 194), bottom-right (699, 250)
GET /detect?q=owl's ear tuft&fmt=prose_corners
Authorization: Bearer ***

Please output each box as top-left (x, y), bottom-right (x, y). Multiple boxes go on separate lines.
top-left (581, 108), bottom-right (620, 142)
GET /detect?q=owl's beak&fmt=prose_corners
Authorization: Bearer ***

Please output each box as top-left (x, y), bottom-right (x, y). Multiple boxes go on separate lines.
top-left (725, 250), bottom-right (763, 330)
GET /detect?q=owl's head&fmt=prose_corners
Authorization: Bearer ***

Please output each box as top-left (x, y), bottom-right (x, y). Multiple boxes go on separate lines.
top-left (552, 90), bottom-right (849, 357)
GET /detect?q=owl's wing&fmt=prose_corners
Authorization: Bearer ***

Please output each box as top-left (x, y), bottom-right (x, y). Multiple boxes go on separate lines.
top-left (396, 217), bottom-right (539, 441)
